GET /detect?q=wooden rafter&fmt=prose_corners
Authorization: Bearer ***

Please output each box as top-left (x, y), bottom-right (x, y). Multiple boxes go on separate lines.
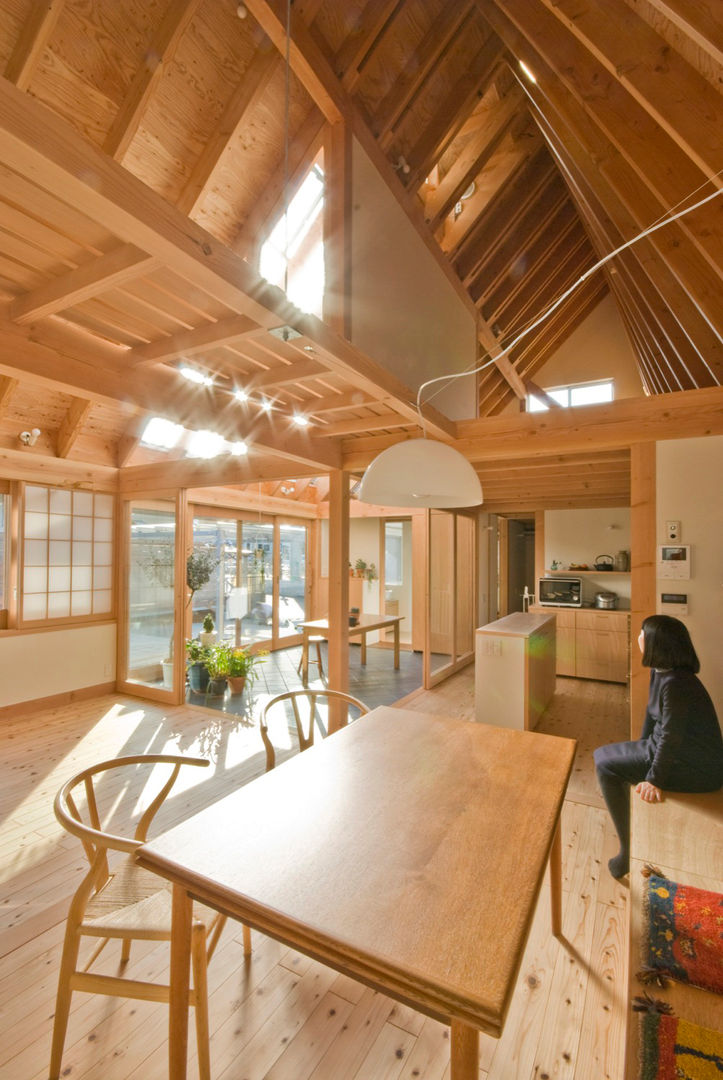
top-left (3, 0), bottom-right (65, 90)
top-left (56, 396), bottom-right (92, 459)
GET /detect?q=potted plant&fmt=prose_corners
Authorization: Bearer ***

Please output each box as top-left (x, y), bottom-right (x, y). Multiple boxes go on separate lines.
top-left (185, 638), bottom-right (211, 693)
top-left (354, 558), bottom-right (367, 578)
top-left (199, 612), bottom-right (216, 647)
top-left (226, 646), bottom-right (266, 694)
top-left (204, 641), bottom-right (232, 697)
top-left (364, 562), bottom-right (378, 584)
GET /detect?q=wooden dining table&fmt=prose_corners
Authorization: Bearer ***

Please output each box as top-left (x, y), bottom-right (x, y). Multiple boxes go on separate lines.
top-left (137, 706), bottom-right (575, 1079)
top-left (297, 612), bottom-right (403, 685)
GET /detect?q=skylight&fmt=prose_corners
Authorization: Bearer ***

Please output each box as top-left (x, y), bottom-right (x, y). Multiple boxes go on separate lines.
top-left (259, 164), bottom-right (325, 317)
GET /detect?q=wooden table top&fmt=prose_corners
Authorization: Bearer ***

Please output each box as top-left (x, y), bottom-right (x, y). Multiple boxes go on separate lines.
top-left (299, 613), bottom-right (403, 633)
top-left (137, 706), bottom-right (575, 1036)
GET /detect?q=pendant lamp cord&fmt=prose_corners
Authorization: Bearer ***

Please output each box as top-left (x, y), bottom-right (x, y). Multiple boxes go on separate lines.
top-left (415, 179), bottom-right (723, 430)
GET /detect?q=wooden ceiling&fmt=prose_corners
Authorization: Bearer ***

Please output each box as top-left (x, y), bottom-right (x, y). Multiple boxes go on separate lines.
top-left (0, 0), bottom-right (721, 512)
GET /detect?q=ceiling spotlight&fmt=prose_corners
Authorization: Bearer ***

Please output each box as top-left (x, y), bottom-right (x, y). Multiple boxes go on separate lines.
top-left (237, 3), bottom-right (247, 16)
top-left (393, 155), bottom-right (410, 175)
top-left (228, 440), bottom-right (248, 456)
top-left (259, 399), bottom-right (272, 413)
top-left (180, 366), bottom-right (213, 386)
top-left (234, 388), bottom-right (249, 403)
top-left (280, 484), bottom-right (296, 495)
top-left (19, 428), bottom-right (41, 447)
top-left (293, 414), bottom-right (310, 427)
top-left (186, 430), bottom-right (225, 459)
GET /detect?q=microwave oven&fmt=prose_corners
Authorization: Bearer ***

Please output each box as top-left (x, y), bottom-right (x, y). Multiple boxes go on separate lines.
top-left (537, 577), bottom-right (582, 607)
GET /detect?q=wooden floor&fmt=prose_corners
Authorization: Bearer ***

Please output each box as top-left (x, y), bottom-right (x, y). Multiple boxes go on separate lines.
top-left (1, 673), bottom-right (630, 1080)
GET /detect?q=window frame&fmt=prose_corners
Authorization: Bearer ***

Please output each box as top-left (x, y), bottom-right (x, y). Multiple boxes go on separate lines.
top-left (526, 378), bottom-right (614, 413)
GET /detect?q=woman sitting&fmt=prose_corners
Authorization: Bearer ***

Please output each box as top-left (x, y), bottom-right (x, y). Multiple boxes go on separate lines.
top-left (594, 614), bottom-right (723, 880)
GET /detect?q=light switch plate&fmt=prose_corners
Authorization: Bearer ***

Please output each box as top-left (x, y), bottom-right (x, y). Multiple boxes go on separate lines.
top-left (665, 520), bottom-right (681, 541)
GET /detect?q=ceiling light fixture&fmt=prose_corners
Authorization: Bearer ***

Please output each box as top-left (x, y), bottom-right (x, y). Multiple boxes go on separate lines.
top-left (259, 399), bottom-right (272, 413)
top-left (141, 416), bottom-right (184, 450)
top-left (186, 430), bottom-right (224, 459)
top-left (234, 388), bottom-right (249, 403)
top-left (180, 366), bottom-right (213, 386)
top-left (358, 439), bottom-right (482, 508)
top-left (18, 428), bottom-right (41, 447)
top-left (228, 440), bottom-right (249, 456)
top-left (293, 414), bottom-right (310, 427)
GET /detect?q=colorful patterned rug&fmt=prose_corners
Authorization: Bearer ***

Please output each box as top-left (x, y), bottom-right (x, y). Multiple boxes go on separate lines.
top-left (640, 871), bottom-right (723, 995)
top-left (639, 1008), bottom-right (723, 1080)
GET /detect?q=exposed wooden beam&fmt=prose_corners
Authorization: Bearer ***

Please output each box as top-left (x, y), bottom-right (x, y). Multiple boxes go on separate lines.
top-left (104, 0), bottom-right (202, 160)
top-left (3, 0), bottom-right (65, 90)
top-left (537, 0), bottom-right (723, 182)
top-left (119, 452), bottom-right (322, 494)
top-left (317, 412), bottom-right (412, 437)
top-left (176, 42), bottom-right (279, 216)
top-left (334, 0), bottom-right (404, 90)
top-left (477, 323), bottom-right (526, 399)
top-left (323, 120), bottom-right (352, 339)
top-left (10, 245), bottom-right (160, 324)
top-left (372, 5), bottom-right (473, 146)
top-left (524, 381), bottom-right (562, 408)
top-left (56, 396), bottom-right (92, 459)
top-left (341, 387), bottom-right (723, 469)
top-left (0, 80), bottom-right (440, 430)
top-left (0, 375), bottom-right (18, 412)
top-left (244, 0), bottom-right (345, 123)
top-left (127, 315), bottom-right (263, 367)
top-left (116, 414), bottom-right (148, 468)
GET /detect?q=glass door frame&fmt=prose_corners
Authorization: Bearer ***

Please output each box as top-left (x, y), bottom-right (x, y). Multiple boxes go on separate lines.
top-left (190, 504), bottom-right (311, 652)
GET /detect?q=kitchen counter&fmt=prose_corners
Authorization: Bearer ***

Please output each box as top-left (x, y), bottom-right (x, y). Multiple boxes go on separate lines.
top-left (475, 613), bottom-right (556, 730)
top-left (529, 605), bottom-right (630, 682)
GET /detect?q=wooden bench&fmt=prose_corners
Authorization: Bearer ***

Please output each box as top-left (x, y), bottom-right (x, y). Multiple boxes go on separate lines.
top-left (625, 789), bottom-right (723, 1078)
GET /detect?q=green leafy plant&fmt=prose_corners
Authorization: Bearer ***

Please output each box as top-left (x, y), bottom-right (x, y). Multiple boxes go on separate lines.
top-left (228, 646), bottom-right (266, 685)
top-left (185, 639), bottom-right (210, 665)
top-left (202, 612), bottom-right (215, 634)
top-left (364, 562), bottom-right (378, 583)
top-left (354, 558), bottom-right (367, 577)
top-left (205, 641), bottom-right (233, 679)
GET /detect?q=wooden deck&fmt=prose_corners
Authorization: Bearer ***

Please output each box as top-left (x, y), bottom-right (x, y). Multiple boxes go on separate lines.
top-left (1, 674), bottom-right (630, 1079)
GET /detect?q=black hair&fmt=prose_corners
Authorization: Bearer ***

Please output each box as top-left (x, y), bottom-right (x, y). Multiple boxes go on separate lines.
top-left (640, 614), bottom-right (700, 673)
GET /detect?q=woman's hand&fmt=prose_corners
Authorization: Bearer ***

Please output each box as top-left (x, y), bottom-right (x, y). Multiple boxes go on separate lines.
top-left (636, 781), bottom-right (663, 803)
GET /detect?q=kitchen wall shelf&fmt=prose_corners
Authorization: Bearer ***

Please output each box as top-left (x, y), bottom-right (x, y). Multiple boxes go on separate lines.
top-left (546, 569), bottom-right (631, 575)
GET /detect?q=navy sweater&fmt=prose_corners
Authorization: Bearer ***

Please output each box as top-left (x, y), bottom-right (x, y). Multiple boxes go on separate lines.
top-left (642, 668), bottom-right (723, 790)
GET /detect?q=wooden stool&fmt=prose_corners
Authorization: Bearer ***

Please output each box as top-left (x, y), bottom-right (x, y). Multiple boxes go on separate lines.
top-left (298, 636), bottom-right (325, 681)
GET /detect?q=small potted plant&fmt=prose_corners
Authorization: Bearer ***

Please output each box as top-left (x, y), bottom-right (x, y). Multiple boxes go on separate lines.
top-left (226, 646), bottom-right (265, 694)
top-left (354, 558), bottom-right (367, 578)
top-left (364, 562), bottom-right (378, 584)
top-left (204, 641), bottom-right (232, 697)
top-left (199, 612), bottom-right (216, 647)
top-left (349, 606), bottom-right (360, 627)
top-left (185, 638), bottom-right (211, 693)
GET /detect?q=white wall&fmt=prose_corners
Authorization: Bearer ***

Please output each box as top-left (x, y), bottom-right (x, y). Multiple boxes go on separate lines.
top-left (531, 293), bottom-right (644, 401)
top-left (350, 138), bottom-right (478, 421)
top-left (656, 436), bottom-right (723, 717)
top-left (1, 623), bottom-right (116, 708)
top-left (544, 507), bottom-right (632, 608)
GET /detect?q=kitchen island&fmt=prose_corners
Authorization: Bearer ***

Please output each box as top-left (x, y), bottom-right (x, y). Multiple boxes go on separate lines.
top-left (475, 612), bottom-right (556, 730)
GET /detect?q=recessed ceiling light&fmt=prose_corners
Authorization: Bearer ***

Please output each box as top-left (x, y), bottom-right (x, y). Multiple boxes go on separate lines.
top-left (186, 430), bottom-right (225, 459)
top-left (141, 416), bottom-right (184, 450)
top-left (180, 366), bottom-right (213, 386)
top-left (234, 388), bottom-right (249, 403)
top-left (228, 440), bottom-right (248, 456)
top-left (259, 399), bottom-right (272, 413)
top-left (293, 414), bottom-right (310, 427)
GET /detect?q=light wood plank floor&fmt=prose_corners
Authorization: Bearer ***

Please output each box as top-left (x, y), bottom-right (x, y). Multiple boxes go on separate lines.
top-left (1, 673), bottom-right (630, 1080)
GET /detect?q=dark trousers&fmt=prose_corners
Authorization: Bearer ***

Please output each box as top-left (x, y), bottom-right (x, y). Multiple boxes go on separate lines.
top-left (594, 739), bottom-right (718, 860)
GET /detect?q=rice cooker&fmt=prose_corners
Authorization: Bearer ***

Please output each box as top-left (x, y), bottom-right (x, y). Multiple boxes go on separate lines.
top-left (594, 590), bottom-right (618, 610)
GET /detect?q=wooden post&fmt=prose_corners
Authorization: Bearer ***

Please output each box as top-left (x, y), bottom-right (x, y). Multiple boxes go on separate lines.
top-left (630, 442), bottom-right (656, 737)
top-left (327, 469), bottom-right (350, 727)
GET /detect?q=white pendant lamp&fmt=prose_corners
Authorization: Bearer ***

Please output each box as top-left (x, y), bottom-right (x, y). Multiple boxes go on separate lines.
top-left (357, 438), bottom-right (483, 508)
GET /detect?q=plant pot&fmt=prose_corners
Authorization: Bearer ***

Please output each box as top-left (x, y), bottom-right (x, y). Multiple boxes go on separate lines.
top-left (188, 661), bottom-right (210, 693)
top-left (227, 675), bottom-right (246, 695)
top-left (206, 675), bottom-right (228, 697)
top-left (199, 631), bottom-right (217, 647)
top-left (162, 660), bottom-right (174, 688)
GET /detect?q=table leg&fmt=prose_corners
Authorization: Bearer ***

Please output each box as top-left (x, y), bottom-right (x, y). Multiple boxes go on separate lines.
top-left (450, 1020), bottom-right (479, 1079)
top-left (360, 629), bottom-right (367, 665)
top-left (549, 819), bottom-right (562, 938)
top-left (169, 883), bottom-right (193, 1080)
top-left (393, 620), bottom-right (400, 669)
top-left (301, 630), bottom-right (309, 687)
